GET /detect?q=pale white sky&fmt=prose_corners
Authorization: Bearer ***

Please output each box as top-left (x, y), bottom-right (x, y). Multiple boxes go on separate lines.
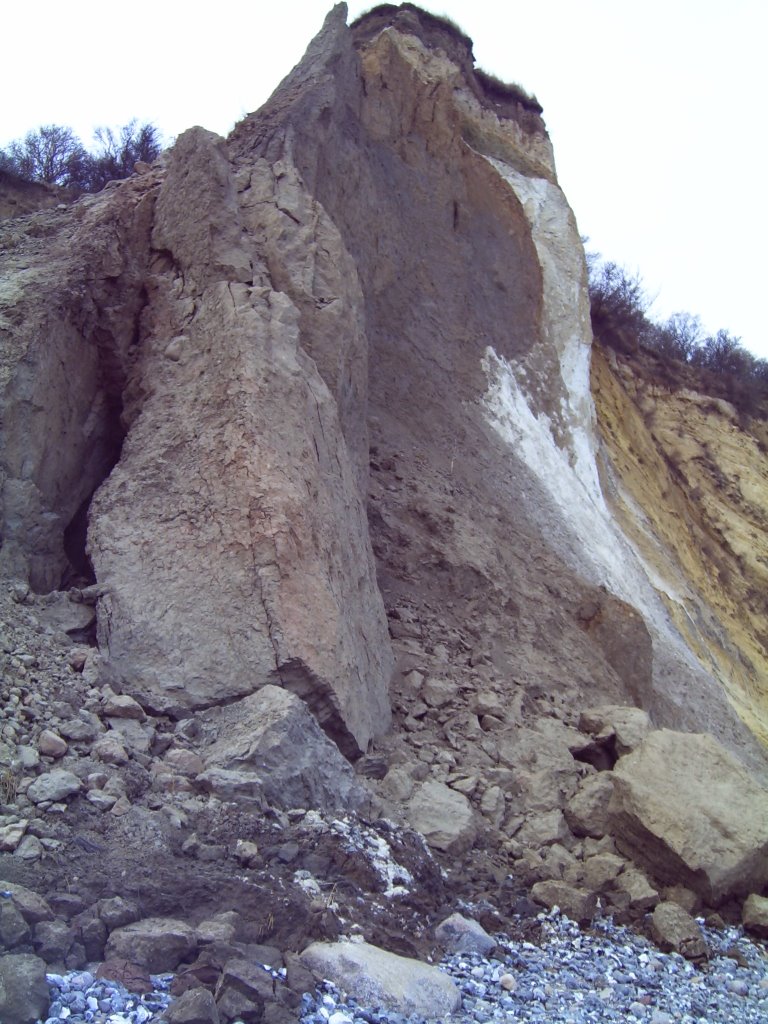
top-left (3, 1), bottom-right (766, 357)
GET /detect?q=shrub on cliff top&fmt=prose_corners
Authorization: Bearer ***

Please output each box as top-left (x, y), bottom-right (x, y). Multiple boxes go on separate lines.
top-left (587, 252), bottom-right (768, 417)
top-left (0, 120), bottom-right (161, 193)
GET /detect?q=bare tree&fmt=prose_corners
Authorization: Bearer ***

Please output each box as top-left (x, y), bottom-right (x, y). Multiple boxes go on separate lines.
top-left (1, 125), bottom-right (88, 186)
top-left (85, 120), bottom-right (161, 191)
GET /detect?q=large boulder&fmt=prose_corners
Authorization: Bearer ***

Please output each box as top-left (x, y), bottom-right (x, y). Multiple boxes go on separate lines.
top-left (104, 917), bottom-right (198, 971)
top-left (0, 953), bottom-right (50, 1024)
top-left (199, 685), bottom-right (372, 813)
top-left (300, 940), bottom-right (461, 1018)
top-left (608, 730), bottom-right (768, 904)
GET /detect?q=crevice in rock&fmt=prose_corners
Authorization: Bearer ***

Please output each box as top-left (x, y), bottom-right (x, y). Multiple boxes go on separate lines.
top-left (570, 734), bottom-right (618, 772)
top-left (277, 657), bottom-right (362, 762)
top-left (61, 494), bottom-right (97, 589)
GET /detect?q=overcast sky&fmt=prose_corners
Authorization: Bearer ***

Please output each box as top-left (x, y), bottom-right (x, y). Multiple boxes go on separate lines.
top-left (3, 1), bottom-right (765, 357)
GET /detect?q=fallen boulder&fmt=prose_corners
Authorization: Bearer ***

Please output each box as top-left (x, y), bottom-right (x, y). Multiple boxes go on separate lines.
top-left (199, 686), bottom-right (371, 813)
top-left (300, 940), bottom-right (461, 1018)
top-left (608, 730), bottom-right (768, 904)
top-left (0, 953), bottom-right (50, 1024)
top-left (434, 913), bottom-right (495, 955)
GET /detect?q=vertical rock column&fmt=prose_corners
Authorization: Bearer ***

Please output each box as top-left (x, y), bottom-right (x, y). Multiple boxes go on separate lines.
top-left (88, 127), bottom-right (392, 755)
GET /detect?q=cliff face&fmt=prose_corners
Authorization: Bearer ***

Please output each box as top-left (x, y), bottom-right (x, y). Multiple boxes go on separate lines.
top-left (0, 1), bottom-right (766, 914)
top-left (592, 343), bottom-right (768, 747)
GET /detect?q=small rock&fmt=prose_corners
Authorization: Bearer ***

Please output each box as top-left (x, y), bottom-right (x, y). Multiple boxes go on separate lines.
top-left (58, 714), bottom-right (102, 743)
top-left (164, 748), bottom-right (205, 776)
top-left (234, 839), bottom-right (260, 867)
top-left (499, 973), bottom-right (516, 992)
top-left (0, 900), bottom-right (31, 948)
top-left (16, 746), bottom-right (39, 770)
top-left (0, 819), bottom-right (28, 852)
top-left (165, 985), bottom-right (220, 1024)
top-left (32, 918), bottom-right (74, 961)
top-left (530, 880), bottom-right (598, 925)
top-left (27, 768), bottom-right (81, 803)
top-left (649, 902), bottom-right (708, 960)
top-left (13, 834), bottom-right (43, 860)
top-left (37, 729), bottom-right (68, 758)
top-left (434, 913), bottom-right (496, 955)
top-left (92, 733), bottom-right (129, 765)
top-left (97, 896), bottom-right (140, 930)
top-left (87, 789), bottom-right (118, 810)
top-left (110, 794), bottom-right (132, 816)
top-left (102, 691), bottom-right (147, 720)
top-left (742, 892), bottom-right (768, 938)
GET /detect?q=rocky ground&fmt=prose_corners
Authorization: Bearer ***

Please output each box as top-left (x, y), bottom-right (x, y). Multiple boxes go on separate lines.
top-left (0, 575), bottom-right (767, 1024)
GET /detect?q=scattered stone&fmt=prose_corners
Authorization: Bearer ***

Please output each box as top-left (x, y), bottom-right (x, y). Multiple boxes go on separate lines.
top-left (164, 748), bottom-right (205, 777)
top-left (214, 958), bottom-right (272, 1023)
top-left (571, 851), bottom-right (626, 893)
top-left (233, 839), bottom-right (260, 867)
top-left (102, 689), bottom-right (147, 720)
top-left (13, 834), bottom-right (43, 860)
top-left (58, 713), bottom-right (102, 743)
top-left (434, 913), bottom-right (496, 955)
top-left (165, 985), bottom-right (221, 1024)
top-left (742, 893), bottom-right (768, 938)
top-left (16, 745), bottom-right (39, 769)
top-left (97, 897), bottom-right (140, 931)
top-left (0, 818), bottom-right (27, 851)
top-left (649, 901), bottom-right (709, 960)
top-left (405, 780), bottom-right (475, 853)
top-left (613, 865), bottom-right (659, 912)
top-left (37, 729), bottom-right (68, 758)
top-left (530, 880), bottom-right (598, 924)
top-left (0, 899), bottom-right (31, 947)
top-left (91, 732), bottom-right (130, 765)
top-left (196, 911), bottom-right (240, 944)
top-left (26, 769), bottom-right (81, 803)
top-left (32, 917), bottom-right (74, 962)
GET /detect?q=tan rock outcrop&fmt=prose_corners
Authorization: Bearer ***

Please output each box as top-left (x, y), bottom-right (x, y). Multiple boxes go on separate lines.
top-left (608, 729), bottom-right (768, 904)
top-left (87, 126), bottom-right (391, 755)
